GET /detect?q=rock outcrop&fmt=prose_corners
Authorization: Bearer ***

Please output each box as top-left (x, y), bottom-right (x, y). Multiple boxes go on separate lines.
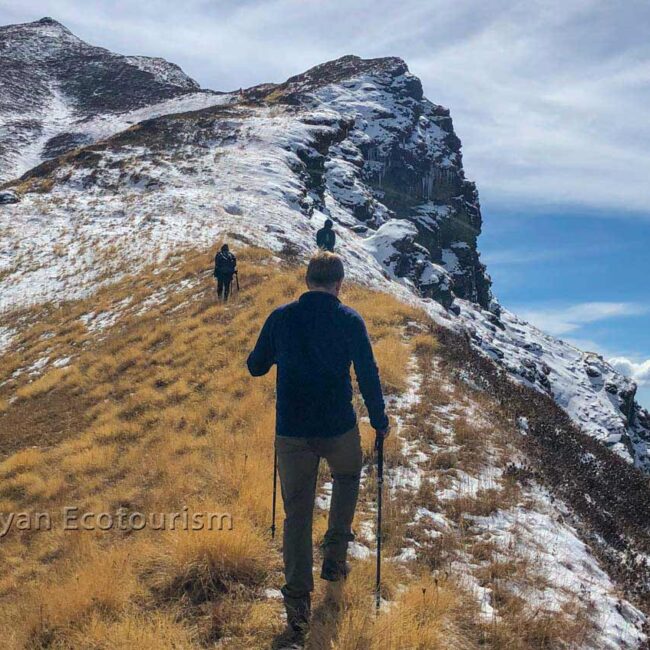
top-left (0, 189), bottom-right (19, 204)
top-left (247, 56), bottom-right (492, 308)
top-left (361, 220), bottom-right (455, 307)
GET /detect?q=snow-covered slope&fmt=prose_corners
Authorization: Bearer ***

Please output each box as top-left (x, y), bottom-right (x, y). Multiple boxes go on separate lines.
top-left (460, 301), bottom-right (649, 470)
top-left (0, 17), bottom-right (227, 182)
top-left (2, 45), bottom-right (647, 473)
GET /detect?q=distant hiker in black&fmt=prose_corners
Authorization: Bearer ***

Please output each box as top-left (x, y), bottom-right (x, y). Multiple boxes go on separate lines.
top-left (214, 244), bottom-right (237, 301)
top-left (316, 219), bottom-right (336, 252)
top-left (247, 251), bottom-right (389, 644)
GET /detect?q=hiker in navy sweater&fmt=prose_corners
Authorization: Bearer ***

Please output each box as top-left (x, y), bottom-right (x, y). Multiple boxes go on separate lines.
top-left (247, 250), bottom-right (389, 641)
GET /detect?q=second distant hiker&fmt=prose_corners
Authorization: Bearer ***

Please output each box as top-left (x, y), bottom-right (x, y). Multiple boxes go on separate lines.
top-left (316, 219), bottom-right (336, 252)
top-left (214, 244), bottom-right (237, 301)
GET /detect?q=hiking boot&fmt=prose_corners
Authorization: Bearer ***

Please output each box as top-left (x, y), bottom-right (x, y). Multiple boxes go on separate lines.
top-left (283, 592), bottom-right (311, 635)
top-left (271, 625), bottom-right (306, 649)
top-left (320, 557), bottom-right (351, 582)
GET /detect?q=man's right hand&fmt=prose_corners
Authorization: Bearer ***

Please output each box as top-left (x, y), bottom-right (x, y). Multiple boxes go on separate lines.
top-left (374, 425), bottom-right (390, 449)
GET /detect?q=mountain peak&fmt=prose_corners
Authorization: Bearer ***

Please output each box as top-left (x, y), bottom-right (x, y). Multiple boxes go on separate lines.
top-left (244, 54), bottom-right (423, 105)
top-left (1, 16), bottom-right (75, 35)
top-left (35, 16), bottom-right (67, 27)
top-left (31, 17), bottom-right (75, 34)
top-left (0, 15), bottom-right (82, 51)
top-left (284, 54), bottom-right (417, 94)
top-left (289, 54), bottom-right (409, 81)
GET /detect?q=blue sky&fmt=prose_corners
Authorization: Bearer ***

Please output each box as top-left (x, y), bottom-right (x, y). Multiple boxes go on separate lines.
top-left (481, 209), bottom-right (650, 407)
top-left (1, 0), bottom-right (649, 406)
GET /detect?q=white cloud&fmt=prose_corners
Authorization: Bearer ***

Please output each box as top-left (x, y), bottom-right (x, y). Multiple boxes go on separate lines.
top-left (563, 337), bottom-right (610, 356)
top-left (407, 2), bottom-right (650, 214)
top-left (481, 240), bottom-right (628, 266)
top-left (609, 357), bottom-right (650, 386)
top-left (2, 1), bottom-right (650, 214)
top-left (516, 301), bottom-right (647, 336)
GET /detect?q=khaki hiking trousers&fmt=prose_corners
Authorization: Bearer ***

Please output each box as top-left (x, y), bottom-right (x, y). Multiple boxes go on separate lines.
top-left (276, 425), bottom-right (363, 600)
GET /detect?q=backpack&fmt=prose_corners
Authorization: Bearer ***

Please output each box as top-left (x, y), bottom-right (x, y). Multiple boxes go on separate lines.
top-left (317, 228), bottom-right (335, 251)
top-left (215, 252), bottom-right (236, 276)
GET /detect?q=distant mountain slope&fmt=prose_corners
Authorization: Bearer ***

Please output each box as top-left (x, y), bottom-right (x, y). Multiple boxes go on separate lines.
top-left (0, 17), bottom-right (226, 182)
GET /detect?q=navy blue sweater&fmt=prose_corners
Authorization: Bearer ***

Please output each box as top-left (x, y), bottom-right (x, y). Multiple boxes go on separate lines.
top-left (247, 291), bottom-right (389, 438)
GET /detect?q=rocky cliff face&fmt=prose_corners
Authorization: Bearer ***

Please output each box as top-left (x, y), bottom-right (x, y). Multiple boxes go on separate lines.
top-left (0, 23), bottom-right (647, 473)
top-left (246, 56), bottom-right (492, 308)
top-left (0, 17), bottom-right (220, 182)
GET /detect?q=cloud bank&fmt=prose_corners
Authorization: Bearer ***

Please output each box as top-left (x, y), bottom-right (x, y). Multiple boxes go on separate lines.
top-left (609, 357), bottom-right (650, 386)
top-left (515, 301), bottom-right (647, 337)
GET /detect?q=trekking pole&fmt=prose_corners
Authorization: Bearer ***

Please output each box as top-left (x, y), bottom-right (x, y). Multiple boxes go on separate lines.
top-left (271, 447), bottom-right (278, 539)
top-left (235, 271), bottom-right (240, 292)
top-left (375, 432), bottom-right (384, 615)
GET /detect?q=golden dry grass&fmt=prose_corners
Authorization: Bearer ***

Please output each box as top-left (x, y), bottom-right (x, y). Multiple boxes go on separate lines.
top-left (0, 247), bottom-right (427, 648)
top-left (0, 246), bottom-right (601, 649)
top-left (14, 368), bottom-right (75, 401)
top-left (308, 570), bottom-right (482, 650)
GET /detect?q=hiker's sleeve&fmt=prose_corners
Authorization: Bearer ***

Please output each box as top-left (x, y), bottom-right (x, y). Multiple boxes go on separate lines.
top-left (350, 314), bottom-right (389, 431)
top-left (247, 312), bottom-right (276, 376)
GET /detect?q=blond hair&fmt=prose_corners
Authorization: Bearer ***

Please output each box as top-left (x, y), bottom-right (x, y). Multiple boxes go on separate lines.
top-left (306, 250), bottom-right (345, 287)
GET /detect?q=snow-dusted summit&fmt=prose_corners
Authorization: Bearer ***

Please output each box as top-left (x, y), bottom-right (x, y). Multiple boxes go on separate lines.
top-left (0, 17), bottom-right (226, 182)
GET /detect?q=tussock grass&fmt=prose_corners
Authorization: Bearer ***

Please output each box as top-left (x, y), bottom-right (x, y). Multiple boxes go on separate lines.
top-left (309, 570), bottom-right (482, 649)
top-left (411, 331), bottom-right (437, 357)
top-left (372, 336), bottom-right (411, 394)
top-left (443, 482), bottom-right (521, 521)
top-left (0, 248), bottom-right (422, 648)
top-left (22, 543), bottom-right (144, 648)
top-left (373, 575), bottom-right (481, 649)
top-left (0, 247), bottom-right (607, 648)
top-left (63, 611), bottom-right (198, 649)
top-left (146, 523), bottom-right (272, 606)
top-left (0, 447), bottom-right (44, 477)
top-left (14, 367), bottom-right (75, 401)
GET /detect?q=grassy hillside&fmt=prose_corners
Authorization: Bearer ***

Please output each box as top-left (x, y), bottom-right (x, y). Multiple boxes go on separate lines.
top-left (0, 248), bottom-right (640, 648)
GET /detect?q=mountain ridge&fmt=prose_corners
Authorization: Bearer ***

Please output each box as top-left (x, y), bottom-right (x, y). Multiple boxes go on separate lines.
top-left (1, 20), bottom-right (647, 474)
top-left (0, 16), bottom-right (220, 183)
top-left (0, 18), bottom-right (649, 647)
